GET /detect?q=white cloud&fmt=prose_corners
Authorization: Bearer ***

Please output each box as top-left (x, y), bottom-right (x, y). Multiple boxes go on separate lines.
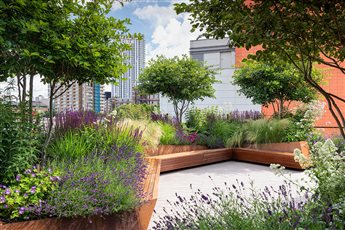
top-left (145, 12), bottom-right (202, 62)
top-left (132, 2), bottom-right (202, 62)
top-left (133, 4), bottom-right (180, 27)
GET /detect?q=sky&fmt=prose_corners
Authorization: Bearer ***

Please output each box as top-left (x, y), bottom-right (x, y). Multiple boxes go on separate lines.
top-left (0, 0), bottom-right (202, 98)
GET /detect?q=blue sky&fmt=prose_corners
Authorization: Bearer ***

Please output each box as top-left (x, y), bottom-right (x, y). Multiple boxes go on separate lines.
top-left (1, 0), bottom-right (201, 97)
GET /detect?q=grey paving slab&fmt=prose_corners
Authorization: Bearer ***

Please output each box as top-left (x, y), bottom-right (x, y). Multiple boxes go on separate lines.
top-left (149, 161), bottom-right (309, 229)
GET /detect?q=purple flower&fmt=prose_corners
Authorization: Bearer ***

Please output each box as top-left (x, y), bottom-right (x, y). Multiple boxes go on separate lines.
top-left (19, 207), bottom-right (25, 215)
top-left (4, 188), bottom-right (10, 195)
top-left (16, 174), bottom-right (21, 181)
top-left (15, 189), bottom-right (20, 193)
top-left (23, 193), bottom-right (28, 198)
top-left (0, 196), bottom-right (6, 203)
top-left (31, 173), bottom-right (36, 177)
top-left (30, 186), bottom-right (36, 194)
top-left (25, 169), bottom-right (32, 174)
top-left (3, 204), bottom-right (8, 209)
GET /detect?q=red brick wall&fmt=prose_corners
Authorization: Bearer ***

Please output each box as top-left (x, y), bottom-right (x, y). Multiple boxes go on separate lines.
top-left (235, 47), bottom-right (345, 136)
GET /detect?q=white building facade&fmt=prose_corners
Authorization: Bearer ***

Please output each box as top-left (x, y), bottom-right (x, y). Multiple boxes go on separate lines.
top-left (112, 38), bottom-right (145, 101)
top-left (159, 38), bottom-right (260, 118)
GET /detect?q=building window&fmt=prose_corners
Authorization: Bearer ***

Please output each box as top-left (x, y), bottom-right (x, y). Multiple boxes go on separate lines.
top-left (220, 52), bottom-right (234, 69)
top-left (191, 53), bottom-right (204, 62)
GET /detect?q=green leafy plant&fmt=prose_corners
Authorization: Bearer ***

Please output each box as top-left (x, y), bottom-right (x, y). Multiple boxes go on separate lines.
top-left (284, 101), bottom-right (325, 143)
top-left (158, 122), bottom-right (180, 145)
top-left (0, 167), bottom-right (60, 222)
top-left (115, 104), bottom-right (158, 120)
top-left (227, 119), bottom-right (290, 147)
top-left (0, 101), bottom-right (42, 183)
top-left (206, 120), bottom-right (240, 148)
top-left (47, 121), bottom-right (143, 161)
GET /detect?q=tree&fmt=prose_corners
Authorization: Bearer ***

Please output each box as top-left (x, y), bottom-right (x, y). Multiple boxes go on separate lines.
top-left (175, 0), bottom-right (345, 138)
top-left (0, 0), bottom-right (137, 158)
top-left (233, 60), bottom-right (320, 118)
top-left (138, 55), bottom-right (218, 123)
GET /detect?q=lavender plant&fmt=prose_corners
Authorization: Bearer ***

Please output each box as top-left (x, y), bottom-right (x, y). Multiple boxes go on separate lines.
top-left (54, 110), bottom-right (99, 138)
top-left (44, 145), bottom-right (147, 218)
top-left (153, 179), bottom-right (315, 230)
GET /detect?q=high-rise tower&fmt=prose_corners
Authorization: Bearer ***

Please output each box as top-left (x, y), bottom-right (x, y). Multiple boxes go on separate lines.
top-left (112, 38), bottom-right (145, 101)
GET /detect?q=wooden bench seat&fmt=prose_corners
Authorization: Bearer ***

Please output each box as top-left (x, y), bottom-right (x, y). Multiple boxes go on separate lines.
top-left (147, 148), bottom-right (233, 173)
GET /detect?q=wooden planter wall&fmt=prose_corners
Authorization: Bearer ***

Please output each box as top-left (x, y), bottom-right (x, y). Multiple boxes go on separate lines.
top-left (145, 145), bottom-right (208, 156)
top-left (0, 159), bottom-right (161, 230)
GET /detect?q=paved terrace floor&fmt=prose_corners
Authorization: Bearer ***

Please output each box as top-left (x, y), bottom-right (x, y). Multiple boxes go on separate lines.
top-left (149, 161), bottom-right (309, 229)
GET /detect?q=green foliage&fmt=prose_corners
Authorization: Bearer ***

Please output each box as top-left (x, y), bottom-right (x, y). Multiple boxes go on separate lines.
top-left (233, 60), bottom-right (321, 117)
top-left (207, 120), bottom-right (241, 148)
top-left (0, 167), bottom-right (60, 222)
top-left (115, 104), bottom-right (158, 120)
top-left (227, 119), bottom-right (290, 147)
top-left (185, 107), bottom-right (218, 133)
top-left (283, 101), bottom-right (325, 143)
top-left (48, 122), bottom-right (143, 161)
top-left (294, 140), bottom-right (345, 227)
top-left (175, 0), bottom-right (345, 138)
top-left (158, 122), bottom-right (180, 145)
top-left (0, 101), bottom-right (42, 183)
top-left (138, 55), bottom-right (218, 123)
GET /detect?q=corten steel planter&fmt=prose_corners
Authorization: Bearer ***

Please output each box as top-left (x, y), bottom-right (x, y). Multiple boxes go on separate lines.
top-left (0, 159), bottom-right (161, 230)
top-left (145, 145), bottom-right (208, 156)
top-left (233, 142), bottom-right (310, 170)
top-left (148, 148), bottom-right (233, 172)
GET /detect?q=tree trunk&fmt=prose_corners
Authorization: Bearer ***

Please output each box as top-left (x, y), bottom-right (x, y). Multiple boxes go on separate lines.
top-left (42, 82), bottom-right (55, 165)
top-left (28, 74), bottom-right (34, 123)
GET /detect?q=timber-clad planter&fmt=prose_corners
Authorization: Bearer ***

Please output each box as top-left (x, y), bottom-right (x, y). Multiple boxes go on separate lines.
top-left (0, 159), bottom-right (161, 230)
top-left (145, 145), bottom-right (208, 156)
top-left (233, 141), bottom-right (310, 170)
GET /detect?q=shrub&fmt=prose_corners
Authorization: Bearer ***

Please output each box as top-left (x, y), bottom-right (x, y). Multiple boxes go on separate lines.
top-left (0, 101), bottom-right (42, 183)
top-left (158, 122), bottom-right (179, 145)
top-left (206, 120), bottom-right (241, 148)
top-left (227, 119), bottom-right (290, 147)
top-left (0, 167), bottom-right (60, 222)
top-left (44, 146), bottom-right (147, 218)
top-left (115, 104), bottom-right (158, 120)
top-left (295, 140), bottom-right (345, 219)
top-left (283, 101), bottom-right (325, 143)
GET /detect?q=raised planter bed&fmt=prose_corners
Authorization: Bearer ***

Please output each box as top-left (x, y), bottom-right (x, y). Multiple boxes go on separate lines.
top-left (148, 148), bottom-right (233, 172)
top-left (0, 159), bottom-right (161, 230)
top-left (145, 145), bottom-right (208, 156)
top-left (249, 141), bottom-right (310, 155)
top-left (232, 146), bottom-right (308, 170)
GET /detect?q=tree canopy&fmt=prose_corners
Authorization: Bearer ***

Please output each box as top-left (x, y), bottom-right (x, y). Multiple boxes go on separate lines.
top-left (0, 0), bottom-right (137, 154)
top-left (138, 55), bottom-right (218, 123)
top-left (233, 60), bottom-right (320, 117)
top-left (175, 0), bottom-right (345, 137)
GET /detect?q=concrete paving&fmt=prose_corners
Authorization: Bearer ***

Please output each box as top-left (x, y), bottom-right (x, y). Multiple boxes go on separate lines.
top-left (149, 161), bottom-right (309, 229)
